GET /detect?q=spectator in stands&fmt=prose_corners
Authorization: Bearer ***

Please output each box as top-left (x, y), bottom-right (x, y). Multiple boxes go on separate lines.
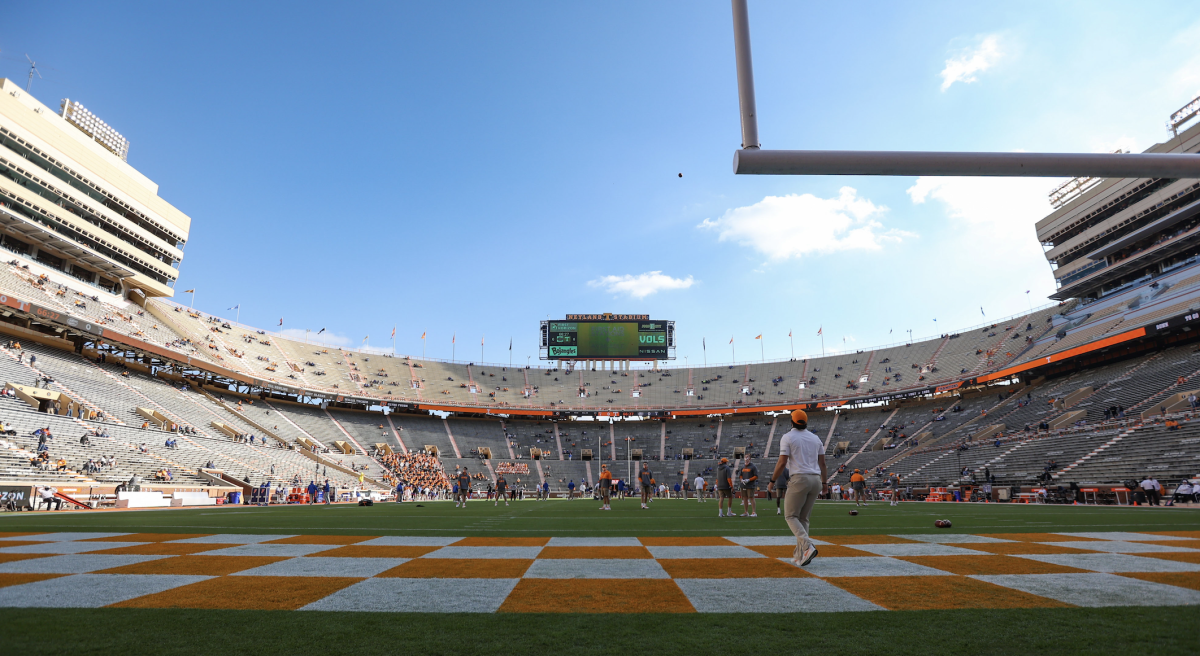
top-left (1172, 480), bottom-right (1195, 504)
top-left (38, 485), bottom-right (61, 511)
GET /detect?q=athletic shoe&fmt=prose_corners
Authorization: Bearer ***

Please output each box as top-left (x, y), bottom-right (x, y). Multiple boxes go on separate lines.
top-left (718, 512), bottom-right (724, 517)
top-left (800, 545), bottom-right (818, 567)
top-left (750, 513), bottom-right (757, 517)
top-left (776, 508), bottom-right (781, 515)
top-left (740, 513), bottom-right (749, 517)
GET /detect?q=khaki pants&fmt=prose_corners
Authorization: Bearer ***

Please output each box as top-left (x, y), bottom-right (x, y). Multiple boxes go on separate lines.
top-left (784, 473), bottom-right (822, 560)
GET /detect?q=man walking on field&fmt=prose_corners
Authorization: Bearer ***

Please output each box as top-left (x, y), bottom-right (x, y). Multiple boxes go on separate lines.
top-left (638, 463), bottom-right (654, 509)
top-left (694, 473), bottom-right (706, 502)
top-left (456, 467), bottom-right (472, 508)
top-left (716, 457), bottom-right (735, 517)
top-left (850, 469), bottom-right (867, 506)
top-left (773, 464), bottom-right (789, 515)
top-left (598, 464), bottom-right (613, 510)
top-left (768, 410), bottom-right (827, 567)
top-left (740, 457), bottom-right (759, 517)
top-left (495, 473), bottom-right (509, 507)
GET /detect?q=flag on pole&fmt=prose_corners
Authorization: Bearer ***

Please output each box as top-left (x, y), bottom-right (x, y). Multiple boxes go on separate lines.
top-left (755, 334), bottom-right (762, 339)
top-left (278, 318), bottom-right (282, 326)
top-left (183, 289), bottom-right (195, 293)
top-left (729, 336), bottom-right (734, 344)
top-left (391, 326), bottom-right (395, 338)
top-left (317, 328), bottom-right (325, 334)
top-left (481, 336), bottom-right (485, 346)
top-left (228, 305), bottom-right (239, 310)
top-left (981, 307), bottom-right (985, 317)
top-left (363, 336), bottom-right (369, 344)
top-left (452, 333), bottom-right (456, 344)
top-left (788, 330), bottom-right (792, 337)
top-left (817, 327), bottom-right (822, 336)
top-left (509, 338), bottom-right (512, 351)
top-left (421, 331), bottom-right (426, 339)
top-left (703, 338), bottom-right (706, 349)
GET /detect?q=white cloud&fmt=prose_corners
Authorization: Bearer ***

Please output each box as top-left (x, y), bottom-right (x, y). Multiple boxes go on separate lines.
top-left (698, 187), bottom-right (910, 260)
top-left (940, 35), bottom-right (1003, 91)
top-left (1090, 135), bottom-right (1142, 154)
top-left (907, 176), bottom-right (1053, 230)
top-left (279, 327), bottom-right (352, 348)
top-left (588, 271), bottom-right (695, 299)
top-left (907, 175), bottom-right (1059, 306)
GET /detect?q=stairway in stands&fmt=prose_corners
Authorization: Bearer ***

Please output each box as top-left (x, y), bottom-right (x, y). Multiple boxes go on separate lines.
top-left (1054, 425), bottom-right (1137, 480)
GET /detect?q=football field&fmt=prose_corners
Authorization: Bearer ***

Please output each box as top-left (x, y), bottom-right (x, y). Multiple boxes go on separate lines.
top-left (2, 499), bottom-right (1198, 655)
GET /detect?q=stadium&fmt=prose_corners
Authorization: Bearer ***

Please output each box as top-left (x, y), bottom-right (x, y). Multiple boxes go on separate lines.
top-left (2, 2), bottom-right (1199, 654)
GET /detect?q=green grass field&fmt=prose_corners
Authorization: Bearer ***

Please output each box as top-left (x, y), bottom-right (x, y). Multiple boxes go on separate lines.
top-left (3, 497), bottom-right (1198, 537)
top-left (2, 499), bottom-right (1197, 656)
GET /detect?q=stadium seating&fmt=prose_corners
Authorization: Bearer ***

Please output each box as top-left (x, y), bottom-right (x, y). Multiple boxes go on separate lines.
top-left (3, 251), bottom-right (1200, 497)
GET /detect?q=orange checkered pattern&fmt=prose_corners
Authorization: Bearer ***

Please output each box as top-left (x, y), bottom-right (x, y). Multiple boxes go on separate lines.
top-left (0, 531), bottom-right (1198, 612)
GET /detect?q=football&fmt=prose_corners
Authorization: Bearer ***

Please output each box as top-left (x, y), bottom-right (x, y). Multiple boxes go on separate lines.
top-left (849, 510), bottom-right (858, 516)
top-left (935, 519), bottom-right (952, 528)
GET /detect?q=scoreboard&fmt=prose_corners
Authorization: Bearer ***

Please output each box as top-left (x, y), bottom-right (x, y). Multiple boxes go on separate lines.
top-left (540, 315), bottom-right (675, 360)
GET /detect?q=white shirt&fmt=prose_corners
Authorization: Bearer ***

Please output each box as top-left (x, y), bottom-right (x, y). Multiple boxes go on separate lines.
top-left (694, 475), bottom-right (705, 490)
top-left (778, 428), bottom-right (824, 475)
top-left (1178, 482), bottom-right (1193, 494)
top-left (1140, 479), bottom-right (1156, 491)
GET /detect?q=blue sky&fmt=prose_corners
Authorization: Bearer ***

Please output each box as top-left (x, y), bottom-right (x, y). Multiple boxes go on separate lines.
top-left (4, 1), bottom-right (1199, 365)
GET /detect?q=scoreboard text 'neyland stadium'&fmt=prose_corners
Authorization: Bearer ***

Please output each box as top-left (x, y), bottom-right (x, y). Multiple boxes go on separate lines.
top-left (540, 314), bottom-right (676, 366)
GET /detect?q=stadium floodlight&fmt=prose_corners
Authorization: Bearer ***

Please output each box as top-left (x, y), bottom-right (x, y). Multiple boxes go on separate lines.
top-left (60, 99), bottom-right (130, 161)
top-left (1168, 94), bottom-right (1200, 138)
top-left (729, 0), bottom-right (1200, 178)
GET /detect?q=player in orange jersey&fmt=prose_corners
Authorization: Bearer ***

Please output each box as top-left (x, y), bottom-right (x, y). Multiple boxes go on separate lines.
top-left (850, 469), bottom-right (867, 506)
top-left (598, 464), bottom-right (613, 510)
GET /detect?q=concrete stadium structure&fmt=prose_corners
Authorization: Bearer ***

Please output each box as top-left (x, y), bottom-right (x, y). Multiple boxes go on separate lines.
top-left (0, 80), bottom-right (1198, 505)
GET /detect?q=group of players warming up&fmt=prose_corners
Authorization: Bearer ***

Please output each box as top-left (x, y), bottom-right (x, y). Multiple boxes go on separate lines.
top-left (447, 410), bottom-right (880, 569)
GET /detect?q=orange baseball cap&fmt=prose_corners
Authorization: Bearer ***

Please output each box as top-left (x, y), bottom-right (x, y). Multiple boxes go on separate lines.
top-left (720, 457), bottom-right (728, 463)
top-left (790, 409), bottom-right (808, 424)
